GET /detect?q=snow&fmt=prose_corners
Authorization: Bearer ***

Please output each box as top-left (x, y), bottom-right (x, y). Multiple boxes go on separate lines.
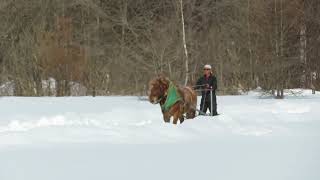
top-left (0, 91), bottom-right (320, 180)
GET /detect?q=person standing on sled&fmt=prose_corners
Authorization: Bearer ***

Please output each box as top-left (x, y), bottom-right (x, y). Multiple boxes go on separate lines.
top-left (195, 64), bottom-right (218, 116)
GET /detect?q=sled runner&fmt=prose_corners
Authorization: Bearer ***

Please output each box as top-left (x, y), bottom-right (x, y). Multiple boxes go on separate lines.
top-left (195, 108), bottom-right (219, 117)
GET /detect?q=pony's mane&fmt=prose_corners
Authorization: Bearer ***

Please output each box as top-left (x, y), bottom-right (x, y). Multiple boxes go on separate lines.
top-left (149, 76), bottom-right (170, 86)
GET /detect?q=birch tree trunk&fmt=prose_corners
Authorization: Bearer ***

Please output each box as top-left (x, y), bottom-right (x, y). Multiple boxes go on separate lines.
top-left (299, 0), bottom-right (307, 89)
top-left (247, 0), bottom-right (254, 88)
top-left (279, 0), bottom-right (284, 98)
top-left (121, 0), bottom-right (127, 62)
top-left (179, 0), bottom-right (189, 86)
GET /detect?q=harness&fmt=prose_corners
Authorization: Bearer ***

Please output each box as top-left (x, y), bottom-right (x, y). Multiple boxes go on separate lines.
top-left (161, 82), bottom-right (182, 112)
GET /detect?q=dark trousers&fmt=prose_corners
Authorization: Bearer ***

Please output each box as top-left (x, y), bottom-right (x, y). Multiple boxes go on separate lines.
top-left (200, 95), bottom-right (217, 115)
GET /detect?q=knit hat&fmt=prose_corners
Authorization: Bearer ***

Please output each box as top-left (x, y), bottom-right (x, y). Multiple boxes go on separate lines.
top-left (204, 64), bottom-right (212, 69)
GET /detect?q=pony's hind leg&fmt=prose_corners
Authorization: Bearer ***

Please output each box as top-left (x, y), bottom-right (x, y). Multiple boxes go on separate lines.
top-left (163, 112), bottom-right (171, 123)
top-left (192, 110), bottom-right (196, 118)
top-left (187, 109), bottom-right (196, 119)
top-left (179, 115), bottom-right (184, 124)
top-left (185, 105), bottom-right (196, 119)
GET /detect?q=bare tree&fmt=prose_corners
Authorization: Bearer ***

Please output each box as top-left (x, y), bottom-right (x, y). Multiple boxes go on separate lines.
top-left (178, 0), bottom-right (189, 86)
top-left (0, 0), bottom-right (318, 96)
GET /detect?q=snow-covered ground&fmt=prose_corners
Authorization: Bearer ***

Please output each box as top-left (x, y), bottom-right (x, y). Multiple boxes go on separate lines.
top-left (0, 90), bottom-right (320, 180)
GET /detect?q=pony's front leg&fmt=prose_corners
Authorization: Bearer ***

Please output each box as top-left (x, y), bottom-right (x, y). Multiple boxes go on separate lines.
top-left (172, 103), bottom-right (183, 124)
top-left (173, 113), bottom-right (179, 124)
top-left (163, 111), bottom-right (171, 123)
top-left (179, 104), bottom-right (185, 123)
top-left (173, 108), bottom-right (183, 124)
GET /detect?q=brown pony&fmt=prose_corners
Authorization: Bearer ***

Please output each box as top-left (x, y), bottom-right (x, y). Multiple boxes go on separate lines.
top-left (148, 76), bottom-right (197, 124)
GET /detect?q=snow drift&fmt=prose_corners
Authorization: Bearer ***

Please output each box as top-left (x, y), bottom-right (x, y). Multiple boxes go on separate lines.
top-left (0, 90), bottom-right (319, 180)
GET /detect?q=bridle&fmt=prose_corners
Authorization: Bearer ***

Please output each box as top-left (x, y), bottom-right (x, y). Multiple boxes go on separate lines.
top-left (154, 81), bottom-right (168, 104)
top-left (155, 94), bottom-right (166, 104)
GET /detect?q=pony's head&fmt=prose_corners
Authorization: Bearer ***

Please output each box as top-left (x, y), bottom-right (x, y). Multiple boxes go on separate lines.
top-left (148, 76), bottom-right (169, 104)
